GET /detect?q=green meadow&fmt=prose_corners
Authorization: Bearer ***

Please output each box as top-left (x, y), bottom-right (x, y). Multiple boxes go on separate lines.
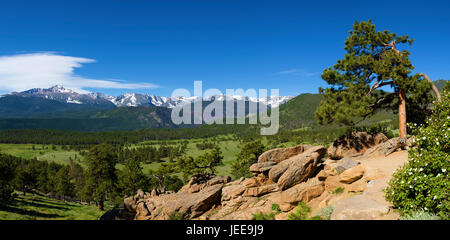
top-left (0, 144), bottom-right (82, 165)
top-left (0, 193), bottom-right (104, 220)
top-left (0, 136), bottom-right (298, 177)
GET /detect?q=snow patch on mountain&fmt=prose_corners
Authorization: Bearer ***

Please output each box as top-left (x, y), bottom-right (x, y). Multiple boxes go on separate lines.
top-left (5, 85), bottom-right (293, 108)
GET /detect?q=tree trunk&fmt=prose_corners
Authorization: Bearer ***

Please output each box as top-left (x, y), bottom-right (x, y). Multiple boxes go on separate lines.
top-left (398, 89), bottom-right (407, 140)
top-left (99, 199), bottom-right (104, 211)
top-left (421, 73), bottom-right (441, 100)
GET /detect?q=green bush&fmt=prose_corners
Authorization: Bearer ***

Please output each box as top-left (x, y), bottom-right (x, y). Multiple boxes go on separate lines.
top-left (314, 206), bottom-right (334, 220)
top-left (252, 204), bottom-right (280, 220)
top-left (385, 91), bottom-right (450, 219)
top-left (252, 212), bottom-right (276, 220)
top-left (399, 211), bottom-right (441, 220)
top-left (168, 211), bottom-right (189, 220)
top-left (271, 203), bottom-right (281, 214)
top-left (332, 187), bottom-right (344, 194)
top-left (231, 141), bottom-right (265, 179)
top-left (288, 202), bottom-right (311, 220)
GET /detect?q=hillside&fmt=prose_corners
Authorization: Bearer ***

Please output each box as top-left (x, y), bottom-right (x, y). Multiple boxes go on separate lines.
top-left (434, 79), bottom-right (448, 92)
top-left (0, 95), bottom-right (115, 118)
top-left (278, 93), bottom-right (323, 129)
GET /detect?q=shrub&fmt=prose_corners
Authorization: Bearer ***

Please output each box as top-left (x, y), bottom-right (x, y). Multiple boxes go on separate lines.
top-left (288, 202), bottom-right (311, 220)
top-left (271, 203), bottom-right (281, 214)
top-left (332, 187), bottom-right (344, 194)
top-left (252, 212), bottom-right (276, 220)
top-left (231, 141), bottom-right (265, 179)
top-left (168, 211), bottom-right (189, 220)
top-left (252, 204), bottom-right (281, 220)
top-left (314, 206), bottom-right (334, 220)
top-left (385, 91), bottom-right (450, 219)
top-left (399, 211), bottom-right (441, 220)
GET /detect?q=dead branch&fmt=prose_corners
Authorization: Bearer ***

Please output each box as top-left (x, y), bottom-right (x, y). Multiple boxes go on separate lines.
top-left (384, 40), bottom-right (401, 55)
top-left (367, 81), bottom-right (394, 95)
top-left (420, 73), bottom-right (441, 100)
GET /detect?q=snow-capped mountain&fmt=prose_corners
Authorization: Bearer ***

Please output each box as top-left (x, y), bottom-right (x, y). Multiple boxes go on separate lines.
top-left (6, 85), bottom-right (293, 108)
top-left (11, 85), bottom-right (115, 106)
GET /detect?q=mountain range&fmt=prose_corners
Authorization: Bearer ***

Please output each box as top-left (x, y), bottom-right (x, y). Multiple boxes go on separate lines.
top-left (0, 85), bottom-right (293, 131)
top-left (6, 85), bottom-right (293, 108)
top-left (0, 80), bottom-right (446, 132)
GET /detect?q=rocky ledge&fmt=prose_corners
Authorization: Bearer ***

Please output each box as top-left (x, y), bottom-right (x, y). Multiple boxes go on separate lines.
top-left (107, 131), bottom-right (412, 220)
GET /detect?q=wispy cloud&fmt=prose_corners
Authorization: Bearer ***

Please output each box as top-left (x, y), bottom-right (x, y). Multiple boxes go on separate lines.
top-left (278, 68), bottom-right (319, 77)
top-left (0, 52), bottom-right (159, 93)
top-left (278, 69), bottom-right (298, 74)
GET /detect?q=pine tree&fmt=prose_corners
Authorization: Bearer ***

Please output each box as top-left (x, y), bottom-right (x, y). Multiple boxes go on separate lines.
top-left (315, 20), bottom-right (439, 140)
top-left (83, 143), bottom-right (118, 211)
top-left (119, 156), bottom-right (149, 196)
top-left (175, 145), bottom-right (224, 180)
top-left (231, 141), bottom-right (265, 179)
top-left (55, 166), bottom-right (74, 201)
top-left (0, 155), bottom-right (17, 205)
top-left (149, 163), bottom-right (175, 193)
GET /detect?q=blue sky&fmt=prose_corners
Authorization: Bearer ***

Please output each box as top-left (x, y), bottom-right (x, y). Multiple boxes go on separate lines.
top-left (0, 0), bottom-right (449, 97)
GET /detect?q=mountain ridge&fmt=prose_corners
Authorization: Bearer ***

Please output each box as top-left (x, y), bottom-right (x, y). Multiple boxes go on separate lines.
top-left (5, 85), bottom-right (293, 108)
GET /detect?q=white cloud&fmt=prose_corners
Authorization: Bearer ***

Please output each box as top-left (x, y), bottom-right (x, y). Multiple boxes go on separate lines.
top-left (278, 69), bottom-right (298, 74)
top-left (0, 52), bottom-right (159, 93)
top-left (278, 68), bottom-right (318, 77)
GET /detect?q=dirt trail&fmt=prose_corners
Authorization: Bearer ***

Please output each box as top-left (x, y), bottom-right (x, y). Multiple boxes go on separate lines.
top-left (359, 150), bottom-right (408, 219)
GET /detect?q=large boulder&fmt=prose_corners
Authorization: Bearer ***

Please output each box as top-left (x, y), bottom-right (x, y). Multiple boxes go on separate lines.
top-left (179, 175), bottom-right (229, 194)
top-left (128, 174), bottom-right (231, 220)
top-left (334, 158), bottom-right (361, 174)
top-left (345, 179), bottom-right (367, 193)
top-left (364, 137), bottom-right (406, 157)
top-left (242, 178), bottom-right (258, 187)
top-left (124, 196), bottom-right (137, 213)
top-left (280, 178), bottom-right (324, 206)
top-left (135, 201), bottom-right (150, 220)
top-left (328, 132), bottom-right (388, 160)
top-left (258, 145), bottom-right (311, 163)
top-left (268, 146), bottom-right (326, 184)
top-left (331, 196), bottom-right (389, 220)
top-left (207, 175), bottom-right (231, 186)
top-left (243, 184), bottom-right (279, 197)
top-left (249, 161), bottom-right (277, 174)
top-left (324, 175), bottom-right (345, 192)
top-left (222, 184), bottom-right (246, 201)
top-left (275, 146), bottom-right (326, 190)
top-left (143, 184), bottom-right (223, 219)
top-left (339, 165), bottom-right (365, 184)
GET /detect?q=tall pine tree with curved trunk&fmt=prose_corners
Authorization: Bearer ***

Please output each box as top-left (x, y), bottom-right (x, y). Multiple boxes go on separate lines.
top-left (315, 20), bottom-right (436, 141)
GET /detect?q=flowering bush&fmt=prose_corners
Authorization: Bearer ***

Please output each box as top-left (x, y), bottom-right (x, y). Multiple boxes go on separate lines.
top-left (385, 90), bottom-right (449, 219)
top-left (399, 211), bottom-right (441, 220)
